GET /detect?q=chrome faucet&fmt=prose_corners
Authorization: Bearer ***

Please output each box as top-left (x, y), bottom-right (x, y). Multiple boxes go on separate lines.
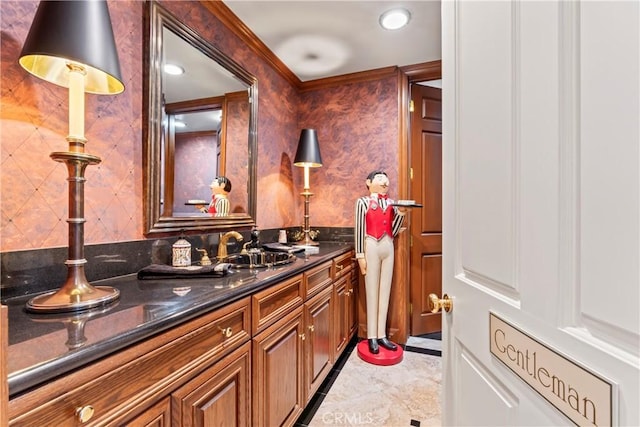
top-left (218, 231), bottom-right (243, 259)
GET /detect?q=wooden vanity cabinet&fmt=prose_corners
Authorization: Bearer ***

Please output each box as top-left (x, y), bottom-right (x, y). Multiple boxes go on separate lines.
top-left (332, 252), bottom-right (357, 357)
top-left (8, 297), bottom-right (251, 427)
top-left (2, 305), bottom-right (9, 427)
top-left (172, 341), bottom-right (251, 426)
top-left (302, 260), bottom-right (334, 400)
top-left (333, 275), bottom-right (351, 357)
top-left (252, 306), bottom-right (305, 427)
top-left (123, 397), bottom-right (171, 427)
top-left (252, 259), bottom-right (339, 427)
top-left (304, 285), bottom-right (333, 400)
top-left (7, 249), bottom-right (357, 427)
top-left (347, 257), bottom-right (358, 338)
top-left (251, 273), bottom-right (306, 426)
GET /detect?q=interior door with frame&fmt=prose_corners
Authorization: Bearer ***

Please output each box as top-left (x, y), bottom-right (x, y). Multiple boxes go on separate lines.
top-left (410, 83), bottom-right (443, 336)
top-left (442, 1), bottom-right (639, 425)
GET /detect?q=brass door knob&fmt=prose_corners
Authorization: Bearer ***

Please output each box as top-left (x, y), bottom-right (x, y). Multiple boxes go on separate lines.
top-left (429, 293), bottom-right (453, 313)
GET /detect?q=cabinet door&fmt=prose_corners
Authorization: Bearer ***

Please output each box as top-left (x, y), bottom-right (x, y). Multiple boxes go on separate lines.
top-left (172, 342), bottom-right (251, 427)
top-left (1, 306), bottom-right (7, 427)
top-left (252, 308), bottom-right (304, 427)
top-left (332, 275), bottom-right (349, 357)
top-left (347, 269), bottom-right (358, 337)
top-left (304, 285), bottom-right (333, 400)
top-left (124, 397), bottom-right (171, 427)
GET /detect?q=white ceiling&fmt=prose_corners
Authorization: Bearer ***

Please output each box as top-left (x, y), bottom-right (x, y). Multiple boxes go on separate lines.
top-left (165, 1), bottom-right (442, 133)
top-left (223, 0), bottom-right (442, 81)
top-left (163, 27), bottom-right (247, 102)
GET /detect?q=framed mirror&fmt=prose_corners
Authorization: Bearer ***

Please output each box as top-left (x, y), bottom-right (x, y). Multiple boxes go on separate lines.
top-left (144, 1), bottom-right (257, 235)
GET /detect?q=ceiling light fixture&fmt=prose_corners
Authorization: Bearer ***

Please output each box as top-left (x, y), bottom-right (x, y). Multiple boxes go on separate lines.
top-left (276, 35), bottom-right (349, 77)
top-left (164, 63), bottom-right (184, 75)
top-left (379, 8), bottom-right (411, 30)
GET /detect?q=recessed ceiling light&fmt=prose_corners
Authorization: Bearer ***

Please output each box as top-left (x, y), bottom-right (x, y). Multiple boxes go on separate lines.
top-left (379, 8), bottom-right (411, 30)
top-left (164, 63), bottom-right (184, 75)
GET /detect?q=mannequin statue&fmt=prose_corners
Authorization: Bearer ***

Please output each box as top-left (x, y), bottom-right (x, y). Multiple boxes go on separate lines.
top-left (354, 170), bottom-right (406, 354)
top-left (201, 176), bottom-right (231, 216)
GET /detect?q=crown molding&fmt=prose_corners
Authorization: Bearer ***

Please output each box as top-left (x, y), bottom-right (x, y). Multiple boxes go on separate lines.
top-left (299, 66), bottom-right (399, 92)
top-left (401, 60), bottom-right (442, 82)
top-left (201, 0), bottom-right (302, 88)
top-left (201, 2), bottom-right (442, 92)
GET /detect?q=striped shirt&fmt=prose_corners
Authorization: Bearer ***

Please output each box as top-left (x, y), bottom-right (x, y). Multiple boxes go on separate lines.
top-left (354, 196), bottom-right (405, 258)
top-left (208, 195), bottom-right (230, 216)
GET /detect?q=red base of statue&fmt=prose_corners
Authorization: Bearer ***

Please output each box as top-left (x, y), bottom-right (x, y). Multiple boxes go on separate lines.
top-left (356, 339), bottom-right (404, 365)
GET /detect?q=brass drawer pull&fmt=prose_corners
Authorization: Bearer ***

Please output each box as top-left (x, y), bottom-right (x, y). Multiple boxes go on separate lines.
top-left (220, 326), bottom-right (233, 338)
top-left (76, 405), bottom-right (95, 423)
top-left (308, 324), bottom-right (315, 332)
top-left (336, 264), bottom-right (344, 271)
top-left (299, 333), bottom-right (306, 341)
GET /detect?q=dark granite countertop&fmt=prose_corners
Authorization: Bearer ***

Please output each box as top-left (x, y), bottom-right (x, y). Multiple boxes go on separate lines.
top-left (5, 242), bottom-right (353, 397)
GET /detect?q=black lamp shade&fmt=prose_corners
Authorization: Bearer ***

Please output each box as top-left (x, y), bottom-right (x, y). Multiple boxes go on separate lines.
top-left (294, 129), bottom-right (323, 167)
top-left (19, 0), bottom-right (124, 95)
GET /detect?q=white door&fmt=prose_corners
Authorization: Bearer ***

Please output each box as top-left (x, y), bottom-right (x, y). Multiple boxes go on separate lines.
top-left (441, 1), bottom-right (639, 426)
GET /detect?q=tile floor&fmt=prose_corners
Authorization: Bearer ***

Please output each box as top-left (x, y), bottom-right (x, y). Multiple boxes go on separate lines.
top-left (295, 335), bottom-right (442, 427)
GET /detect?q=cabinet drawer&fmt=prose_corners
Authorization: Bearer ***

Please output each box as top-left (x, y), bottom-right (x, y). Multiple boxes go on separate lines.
top-left (304, 260), bottom-right (332, 298)
top-left (333, 251), bottom-right (354, 279)
top-left (8, 297), bottom-right (251, 427)
top-left (251, 274), bottom-right (303, 335)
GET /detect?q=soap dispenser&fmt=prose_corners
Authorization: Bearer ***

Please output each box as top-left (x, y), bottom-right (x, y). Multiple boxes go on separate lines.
top-left (172, 236), bottom-right (192, 267)
top-left (197, 248), bottom-right (212, 266)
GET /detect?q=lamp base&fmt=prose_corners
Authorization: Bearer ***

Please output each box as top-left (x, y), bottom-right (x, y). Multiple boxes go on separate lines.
top-left (297, 234), bottom-right (319, 246)
top-left (26, 285), bottom-right (120, 313)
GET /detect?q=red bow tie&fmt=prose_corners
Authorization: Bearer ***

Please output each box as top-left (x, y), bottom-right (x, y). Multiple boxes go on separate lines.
top-left (378, 195), bottom-right (388, 200)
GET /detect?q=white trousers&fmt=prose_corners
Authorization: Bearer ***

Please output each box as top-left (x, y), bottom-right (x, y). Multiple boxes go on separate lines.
top-left (364, 235), bottom-right (394, 339)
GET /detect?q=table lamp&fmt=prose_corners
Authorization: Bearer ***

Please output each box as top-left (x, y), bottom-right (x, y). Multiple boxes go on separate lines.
top-left (293, 129), bottom-right (323, 246)
top-left (19, 0), bottom-right (125, 313)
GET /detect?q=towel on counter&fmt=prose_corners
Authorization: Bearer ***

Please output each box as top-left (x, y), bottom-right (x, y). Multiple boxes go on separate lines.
top-left (137, 263), bottom-right (232, 280)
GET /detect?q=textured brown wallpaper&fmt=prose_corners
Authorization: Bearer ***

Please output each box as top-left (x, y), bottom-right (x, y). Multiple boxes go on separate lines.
top-left (0, 1), bottom-right (144, 251)
top-left (173, 131), bottom-right (218, 214)
top-left (299, 79), bottom-right (400, 229)
top-left (0, 0), bottom-right (399, 251)
top-left (225, 93), bottom-right (250, 214)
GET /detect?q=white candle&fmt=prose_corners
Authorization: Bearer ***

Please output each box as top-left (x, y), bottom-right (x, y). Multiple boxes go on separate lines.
top-left (68, 65), bottom-right (85, 149)
top-left (304, 166), bottom-right (310, 190)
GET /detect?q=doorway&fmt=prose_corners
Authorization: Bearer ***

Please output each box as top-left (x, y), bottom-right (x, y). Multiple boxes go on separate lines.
top-left (407, 80), bottom-right (443, 342)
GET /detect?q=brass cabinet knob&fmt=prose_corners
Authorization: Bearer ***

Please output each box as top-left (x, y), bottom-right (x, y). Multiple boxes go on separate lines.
top-left (76, 405), bottom-right (95, 423)
top-left (428, 293), bottom-right (453, 313)
top-left (299, 333), bottom-right (306, 341)
top-left (308, 324), bottom-right (315, 332)
top-left (220, 327), bottom-right (233, 338)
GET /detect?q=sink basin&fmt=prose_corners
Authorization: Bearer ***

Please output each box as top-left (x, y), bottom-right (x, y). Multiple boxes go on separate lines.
top-left (223, 251), bottom-right (297, 269)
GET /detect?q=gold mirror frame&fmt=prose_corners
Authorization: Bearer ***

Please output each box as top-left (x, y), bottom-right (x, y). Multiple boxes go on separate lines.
top-left (143, 1), bottom-right (257, 235)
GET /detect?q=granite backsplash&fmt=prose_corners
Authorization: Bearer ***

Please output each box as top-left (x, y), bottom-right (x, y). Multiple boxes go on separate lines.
top-left (0, 227), bottom-right (354, 301)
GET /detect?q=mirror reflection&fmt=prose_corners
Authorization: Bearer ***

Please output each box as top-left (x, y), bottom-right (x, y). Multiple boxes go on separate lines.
top-left (144, 1), bottom-right (257, 235)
